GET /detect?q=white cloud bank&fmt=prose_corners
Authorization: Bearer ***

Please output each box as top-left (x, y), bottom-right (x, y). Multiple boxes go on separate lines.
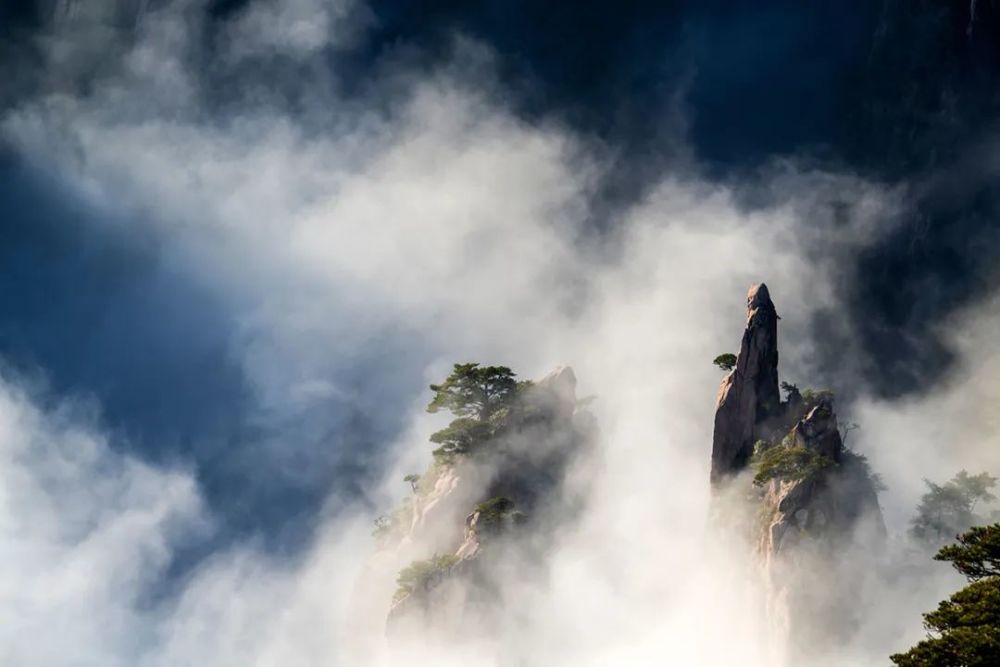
top-left (3, 1), bottom-right (999, 665)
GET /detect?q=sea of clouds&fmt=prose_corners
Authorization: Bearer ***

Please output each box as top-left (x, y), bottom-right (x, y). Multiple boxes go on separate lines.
top-left (3, 1), bottom-right (1000, 664)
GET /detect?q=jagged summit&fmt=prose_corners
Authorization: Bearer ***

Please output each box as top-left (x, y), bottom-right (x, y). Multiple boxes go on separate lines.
top-left (711, 282), bottom-right (781, 482)
top-left (747, 281), bottom-right (773, 310)
top-left (709, 283), bottom-right (887, 660)
top-left (374, 364), bottom-right (597, 645)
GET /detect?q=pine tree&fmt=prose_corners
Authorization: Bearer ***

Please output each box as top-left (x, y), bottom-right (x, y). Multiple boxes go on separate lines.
top-left (891, 524), bottom-right (1000, 666)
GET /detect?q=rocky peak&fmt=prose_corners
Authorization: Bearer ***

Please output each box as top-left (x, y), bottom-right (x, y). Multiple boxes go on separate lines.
top-left (538, 365), bottom-right (577, 399)
top-left (379, 365), bottom-right (596, 644)
top-left (791, 399), bottom-right (842, 463)
top-left (757, 392), bottom-right (886, 658)
top-left (521, 365), bottom-right (578, 425)
top-left (711, 282), bottom-right (781, 482)
top-left (707, 284), bottom-right (887, 660)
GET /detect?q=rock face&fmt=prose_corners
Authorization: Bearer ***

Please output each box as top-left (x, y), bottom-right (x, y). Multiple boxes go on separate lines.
top-left (384, 516), bottom-right (481, 638)
top-left (384, 497), bottom-right (527, 635)
top-left (709, 283), bottom-right (886, 661)
top-left (711, 283), bottom-right (781, 482)
top-left (759, 399), bottom-right (885, 560)
top-left (758, 399), bottom-right (886, 659)
top-left (381, 366), bottom-right (594, 644)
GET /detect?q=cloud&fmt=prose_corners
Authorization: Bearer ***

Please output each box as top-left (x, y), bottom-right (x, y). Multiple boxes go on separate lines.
top-left (855, 294), bottom-right (1000, 528)
top-left (0, 363), bottom-right (379, 666)
top-left (223, 0), bottom-right (372, 60)
top-left (0, 369), bottom-right (203, 666)
top-left (2, 1), bottom-right (999, 665)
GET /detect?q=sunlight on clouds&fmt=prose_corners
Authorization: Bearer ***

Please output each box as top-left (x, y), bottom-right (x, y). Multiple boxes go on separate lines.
top-left (0, 374), bottom-right (202, 666)
top-left (1, 1), bottom-right (996, 666)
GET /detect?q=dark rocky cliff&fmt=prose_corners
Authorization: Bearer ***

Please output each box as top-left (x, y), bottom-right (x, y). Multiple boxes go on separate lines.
top-left (711, 283), bottom-right (781, 482)
top-left (711, 283), bottom-right (887, 659)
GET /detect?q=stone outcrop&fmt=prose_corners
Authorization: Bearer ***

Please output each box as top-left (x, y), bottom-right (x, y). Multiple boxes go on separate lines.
top-left (370, 367), bottom-right (583, 561)
top-left (709, 283), bottom-right (886, 661)
top-left (384, 497), bottom-right (527, 636)
top-left (759, 399), bottom-right (885, 560)
top-left (711, 283), bottom-right (781, 482)
top-left (381, 366), bottom-right (595, 643)
top-left (384, 510), bottom-right (484, 638)
top-left (758, 398), bottom-right (886, 659)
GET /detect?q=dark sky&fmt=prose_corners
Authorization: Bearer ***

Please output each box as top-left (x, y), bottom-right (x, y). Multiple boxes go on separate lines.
top-left (2, 0), bottom-right (1000, 555)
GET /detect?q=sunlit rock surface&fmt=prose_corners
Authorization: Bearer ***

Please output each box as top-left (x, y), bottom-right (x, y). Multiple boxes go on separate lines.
top-left (379, 366), bottom-right (595, 646)
top-left (711, 282), bottom-right (781, 482)
top-left (710, 283), bottom-right (886, 661)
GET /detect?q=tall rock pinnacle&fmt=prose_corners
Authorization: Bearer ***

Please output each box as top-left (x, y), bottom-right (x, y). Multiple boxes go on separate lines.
top-left (710, 283), bottom-right (780, 482)
top-left (707, 283), bottom-right (887, 660)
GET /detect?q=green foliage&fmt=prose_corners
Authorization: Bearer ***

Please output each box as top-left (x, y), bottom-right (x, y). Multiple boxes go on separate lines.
top-left (403, 473), bottom-right (420, 493)
top-left (801, 388), bottom-right (835, 409)
top-left (911, 471), bottom-right (999, 546)
top-left (751, 440), bottom-right (833, 487)
top-left (474, 496), bottom-right (526, 534)
top-left (891, 524), bottom-right (1000, 666)
top-left (427, 363), bottom-right (519, 422)
top-left (394, 554), bottom-right (461, 602)
top-left (476, 496), bottom-right (516, 517)
top-left (955, 471), bottom-right (1000, 510)
top-left (890, 587), bottom-right (1000, 666)
top-left (712, 353), bottom-right (737, 372)
top-left (779, 381), bottom-right (801, 402)
top-left (425, 363), bottom-right (544, 465)
top-left (372, 514), bottom-right (392, 537)
top-left (429, 417), bottom-right (494, 464)
top-left (374, 363), bottom-right (539, 546)
top-left (425, 363), bottom-right (527, 464)
top-left (372, 498), bottom-right (414, 540)
top-left (936, 524), bottom-right (1000, 581)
